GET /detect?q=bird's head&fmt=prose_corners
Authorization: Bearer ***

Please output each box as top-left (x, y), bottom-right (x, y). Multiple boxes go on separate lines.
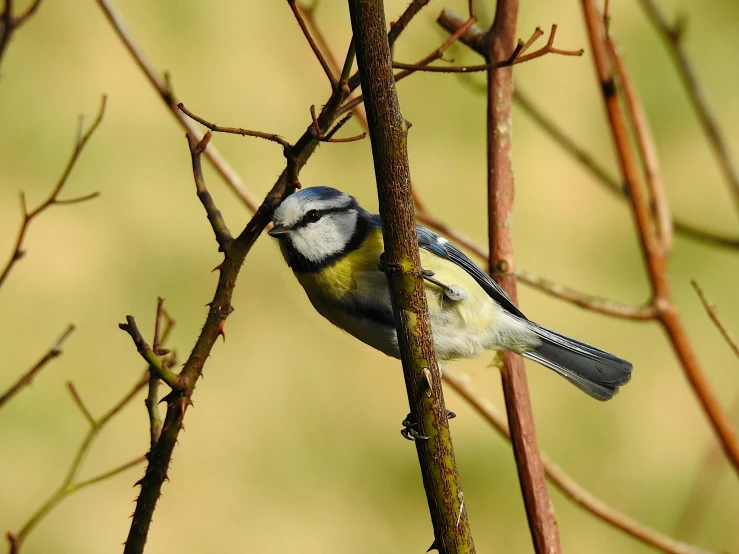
top-left (269, 186), bottom-right (363, 266)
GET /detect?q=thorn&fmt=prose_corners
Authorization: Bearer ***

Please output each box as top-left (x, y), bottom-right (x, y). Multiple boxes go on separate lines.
top-left (212, 262), bottom-right (223, 272)
top-left (427, 538), bottom-right (438, 552)
top-left (217, 320), bottom-right (226, 342)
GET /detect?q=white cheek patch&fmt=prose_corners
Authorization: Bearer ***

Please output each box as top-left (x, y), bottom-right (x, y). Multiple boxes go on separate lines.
top-left (274, 195), bottom-right (353, 228)
top-left (290, 210), bottom-right (358, 263)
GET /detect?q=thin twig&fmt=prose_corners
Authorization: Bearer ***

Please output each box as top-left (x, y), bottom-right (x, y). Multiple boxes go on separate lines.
top-left (0, 97), bottom-right (105, 290)
top-left (0, 325), bottom-right (75, 409)
top-left (443, 371), bottom-right (718, 554)
top-left (7, 374), bottom-right (149, 554)
top-left (638, 0), bottom-right (739, 217)
top-left (387, 0), bottom-right (431, 48)
top-left (607, 35), bottom-right (673, 252)
top-left (119, 317), bottom-right (180, 389)
top-left (178, 103), bottom-right (292, 150)
top-left (287, 0), bottom-right (336, 87)
top-left (392, 24), bottom-right (582, 73)
top-left (0, 0), bottom-right (44, 72)
top-left (95, 0), bottom-right (261, 211)
top-left (581, 0), bottom-right (739, 476)
top-left (691, 281), bottom-right (739, 359)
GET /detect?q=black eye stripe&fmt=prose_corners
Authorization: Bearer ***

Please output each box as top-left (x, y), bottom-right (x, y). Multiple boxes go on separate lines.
top-left (293, 207), bottom-right (351, 229)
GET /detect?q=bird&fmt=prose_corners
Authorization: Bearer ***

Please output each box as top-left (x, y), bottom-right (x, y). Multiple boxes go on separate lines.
top-left (268, 186), bottom-right (632, 402)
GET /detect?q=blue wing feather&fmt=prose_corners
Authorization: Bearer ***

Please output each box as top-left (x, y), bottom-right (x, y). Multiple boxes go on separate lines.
top-left (367, 213), bottom-right (525, 319)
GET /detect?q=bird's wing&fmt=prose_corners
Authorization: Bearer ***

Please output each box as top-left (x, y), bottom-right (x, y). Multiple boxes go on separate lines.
top-left (367, 214), bottom-right (525, 318)
top-left (415, 225), bottom-right (526, 319)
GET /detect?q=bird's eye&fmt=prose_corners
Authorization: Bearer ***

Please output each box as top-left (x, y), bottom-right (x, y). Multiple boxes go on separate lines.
top-left (305, 210), bottom-right (322, 223)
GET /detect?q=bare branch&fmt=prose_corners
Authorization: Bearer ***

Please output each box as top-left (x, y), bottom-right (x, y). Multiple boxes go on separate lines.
top-left (118, 317), bottom-right (180, 389)
top-left (638, 0), bottom-right (739, 217)
top-left (0, 97), bottom-right (105, 290)
top-left (67, 382), bottom-right (95, 427)
top-left (95, 0), bottom-right (261, 211)
top-left (485, 1), bottom-right (562, 550)
top-left (580, 0), bottom-right (739, 476)
top-left (0, 325), bottom-right (75, 410)
top-left (7, 374), bottom-right (148, 553)
top-left (387, 0), bottom-right (431, 48)
top-left (691, 281), bottom-right (739, 359)
top-left (443, 371), bottom-right (719, 554)
top-left (287, 0), bottom-right (337, 87)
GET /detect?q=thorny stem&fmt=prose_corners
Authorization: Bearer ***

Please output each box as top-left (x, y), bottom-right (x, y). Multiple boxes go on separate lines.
top-left (0, 97), bottom-right (104, 290)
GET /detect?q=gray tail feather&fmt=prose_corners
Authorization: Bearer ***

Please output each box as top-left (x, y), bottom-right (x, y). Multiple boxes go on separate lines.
top-left (522, 321), bottom-right (633, 401)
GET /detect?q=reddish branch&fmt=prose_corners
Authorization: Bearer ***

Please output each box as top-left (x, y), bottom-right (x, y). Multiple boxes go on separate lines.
top-left (484, 1), bottom-right (562, 552)
top-left (580, 0), bottom-right (739, 476)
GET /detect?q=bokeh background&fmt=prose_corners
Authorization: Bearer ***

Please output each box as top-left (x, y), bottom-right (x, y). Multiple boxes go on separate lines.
top-left (1, 0), bottom-right (738, 552)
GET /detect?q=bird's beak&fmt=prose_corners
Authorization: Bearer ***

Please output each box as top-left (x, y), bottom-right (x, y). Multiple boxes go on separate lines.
top-left (268, 224), bottom-right (291, 238)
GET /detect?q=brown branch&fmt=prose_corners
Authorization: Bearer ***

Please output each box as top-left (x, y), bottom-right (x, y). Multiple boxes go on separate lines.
top-left (119, 317), bottom-right (180, 389)
top-left (7, 374), bottom-right (149, 554)
top-left (310, 107), bottom-right (366, 142)
top-left (438, 11), bottom-right (739, 251)
top-left (638, 0), bottom-right (739, 217)
top-left (392, 24), bottom-right (582, 73)
top-left (607, 36), bottom-right (673, 252)
top-left (0, 97), bottom-right (104, 290)
top-left (178, 103), bottom-right (292, 150)
top-left (348, 0), bottom-right (475, 552)
top-left (485, 1), bottom-right (562, 551)
top-left (580, 0), bottom-right (739, 476)
top-left (0, 0), bottom-right (44, 72)
top-left (95, 0), bottom-right (261, 211)
top-left (691, 281), bottom-right (739, 359)
top-left (121, 37), bottom-right (353, 551)
top-left (146, 299), bottom-right (176, 450)
top-left (287, 0), bottom-right (337, 87)
top-left (0, 325), bottom-right (75, 410)
top-left (387, 0), bottom-right (431, 48)
top-left (443, 371), bottom-right (719, 554)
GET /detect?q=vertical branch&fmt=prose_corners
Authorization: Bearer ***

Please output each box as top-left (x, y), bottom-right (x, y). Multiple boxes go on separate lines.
top-left (580, 0), bottom-right (739, 476)
top-left (347, 1), bottom-right (475, 552)
top-left (484, 2), bottom-right (562, 553)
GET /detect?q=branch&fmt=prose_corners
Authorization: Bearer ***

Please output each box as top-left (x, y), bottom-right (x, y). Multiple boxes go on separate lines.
top-left (0, 97), bottom-right (105, 290)
top-left (95, 0), bottom-right (261, 211)
top-left (485, 1), bottom-right (562, 551)
top-left (118, 317), bottom-right (180, 389)
top-left (0, 325), bottom-right (75, 409)
top-left (637, 0), bottom-right (739, 217)
top-left (392, 24), bottom-right (582, 73)
top-left (580, 0), bottom-right (739, 476)
top-left (387, 0), bottom-right (431, 48)
top-left (438, 10), bottom-right (739, 251)
top-left (691, 281), bottom-right (739, 359)
top-left (146, 298), bottom-right (176, 450)
top-left (121, 25), bottom-right (355, 551)
top-left (443, 371), bottom-right (719, 554)
top-left (348, 0), bottom-right (474, 552)
top-left (6, 375), bottom-right (148, 554)
top-left (287, 0), bottom-right (336, 87)
top-left (0, 0), bottom-right (44, 73)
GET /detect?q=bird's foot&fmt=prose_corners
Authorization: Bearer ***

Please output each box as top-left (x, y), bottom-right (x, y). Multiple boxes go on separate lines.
top-left (421, 270), bottom-right (467, 301)
top-left (400, 410), bottom-right (456, 441)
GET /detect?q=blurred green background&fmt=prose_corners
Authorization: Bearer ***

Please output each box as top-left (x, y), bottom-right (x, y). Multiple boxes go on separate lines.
top-left (1, 0), bottom-right (738, 552)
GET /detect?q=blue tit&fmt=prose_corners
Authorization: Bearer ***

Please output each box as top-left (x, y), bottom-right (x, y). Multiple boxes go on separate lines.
top-left (269, 186), bottom-right (632, 400)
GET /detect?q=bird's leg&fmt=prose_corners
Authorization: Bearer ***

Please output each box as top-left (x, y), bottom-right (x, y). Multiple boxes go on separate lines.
top-left (421, 270), bottom-right (467, 301)
top-left (400, 410), bottom-right (456, 441)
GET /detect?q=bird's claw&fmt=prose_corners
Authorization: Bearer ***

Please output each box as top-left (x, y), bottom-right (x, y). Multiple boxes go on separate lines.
top-left (400, 410), bottom-right (456, 441)
top-left (421, 270), bottom-right (467, 301)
